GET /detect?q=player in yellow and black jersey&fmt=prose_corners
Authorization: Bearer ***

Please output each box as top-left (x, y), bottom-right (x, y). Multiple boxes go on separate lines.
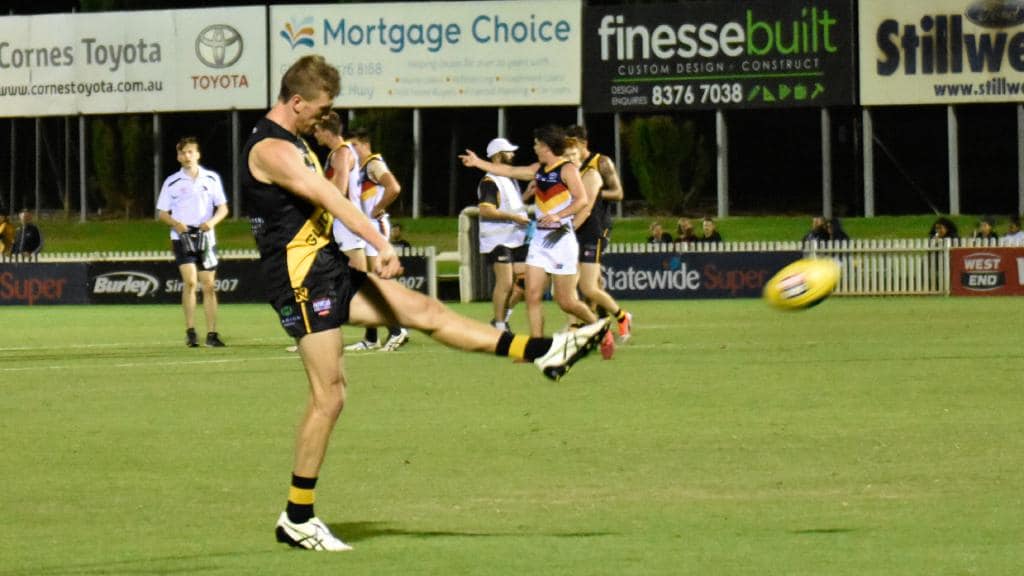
top-left (242, 55), bottom-right (610, 553)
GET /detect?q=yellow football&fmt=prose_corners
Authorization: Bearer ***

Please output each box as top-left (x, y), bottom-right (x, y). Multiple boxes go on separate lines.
top-left (763, 258), bottom-right (841, 310)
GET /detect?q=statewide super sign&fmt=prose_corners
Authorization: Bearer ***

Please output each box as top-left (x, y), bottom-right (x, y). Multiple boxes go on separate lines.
top-left (582, 1), bottom-right (856, 111)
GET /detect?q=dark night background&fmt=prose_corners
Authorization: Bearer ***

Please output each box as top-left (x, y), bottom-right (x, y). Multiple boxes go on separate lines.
top-left (1, 1), bottom-right (1019, 219)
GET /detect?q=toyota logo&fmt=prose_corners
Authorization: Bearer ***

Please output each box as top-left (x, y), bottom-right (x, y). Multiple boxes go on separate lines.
top-left (195, 24), bottom-right (243, 69)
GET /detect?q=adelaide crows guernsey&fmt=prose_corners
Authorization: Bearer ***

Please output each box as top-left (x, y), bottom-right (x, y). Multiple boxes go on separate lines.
top-left (533, 160), bottom-right (574, 230)
top-left (242, 117), bottom-right (346, 304)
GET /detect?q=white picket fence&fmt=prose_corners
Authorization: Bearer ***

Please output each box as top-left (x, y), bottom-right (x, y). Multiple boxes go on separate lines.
top-left (609, 238), bottom-right (1007, 296)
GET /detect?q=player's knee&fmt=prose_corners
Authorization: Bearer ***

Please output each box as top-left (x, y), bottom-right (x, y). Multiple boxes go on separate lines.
top-left (182, 278), bottom-right (198, 292)
top-left (421, 296), bottom-right (447, 326)
top-left (312, 379), bottom-right (346, 420)
top-left (525, 288), bottom-right (543, 304)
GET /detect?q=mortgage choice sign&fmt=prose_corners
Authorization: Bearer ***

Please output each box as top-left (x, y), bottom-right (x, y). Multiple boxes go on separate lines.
top-left (269, 1), bottom-right (581, 107)
top-left (860, 0), bottom-right (1024, 105)
top-left (0, 7), bottom-right (267, 116)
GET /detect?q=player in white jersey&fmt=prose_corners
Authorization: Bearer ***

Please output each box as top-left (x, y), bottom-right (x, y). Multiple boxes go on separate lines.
top-left (460, 125), bottom-right (599, 338)
top-left (476, 137), bottom-right (530, 332)
top-left (313, 112), bottom-right (368, 273)
top-left (346, 128), bottom-right (408, 352)
top-left (156, 136), bottom-right (229, 348)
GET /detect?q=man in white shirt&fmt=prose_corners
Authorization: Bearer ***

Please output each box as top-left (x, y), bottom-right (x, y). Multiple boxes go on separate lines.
top-left (1002, 215), bottom-right (1024, 246)
top-left (157, 137), bottom-right (229, 348)
top-left (476, 137), bottom-right (529, 332)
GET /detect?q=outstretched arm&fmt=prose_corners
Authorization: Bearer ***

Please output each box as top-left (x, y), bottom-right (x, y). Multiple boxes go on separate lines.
top-left (459, 149), bottom-right (538, 181)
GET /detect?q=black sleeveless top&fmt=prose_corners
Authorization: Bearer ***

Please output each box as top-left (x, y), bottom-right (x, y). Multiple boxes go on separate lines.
top-left (577, 152), bottom-right (608, 235)
top-left (241, 117), bottom-right (346, 304)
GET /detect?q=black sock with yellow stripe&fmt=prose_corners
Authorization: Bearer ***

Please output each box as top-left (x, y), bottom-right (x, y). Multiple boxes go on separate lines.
top-left (286, 474), bottom-right (317, 524)
top-left (613, 309), bottom-right (627, 322)
top-left (495, 332), bottom-right (553, 362)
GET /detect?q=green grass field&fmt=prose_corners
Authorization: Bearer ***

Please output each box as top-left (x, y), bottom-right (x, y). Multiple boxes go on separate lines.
top-left (2, 298), bottom-right (1023, 575)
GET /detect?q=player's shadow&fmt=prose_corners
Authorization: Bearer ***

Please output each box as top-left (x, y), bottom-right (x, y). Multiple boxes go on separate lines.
top-left (329, 521), bottom-right (613, 542)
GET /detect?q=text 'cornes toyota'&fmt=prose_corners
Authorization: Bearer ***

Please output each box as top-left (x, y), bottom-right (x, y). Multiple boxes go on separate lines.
top-left (0, 38), bottom-right (162, 72)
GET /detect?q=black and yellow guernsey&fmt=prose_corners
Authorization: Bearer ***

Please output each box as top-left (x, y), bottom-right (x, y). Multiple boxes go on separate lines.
top-left (241, 117), bottom-right (346, 311)
top-left (578, 152), bottom-right (608, 231)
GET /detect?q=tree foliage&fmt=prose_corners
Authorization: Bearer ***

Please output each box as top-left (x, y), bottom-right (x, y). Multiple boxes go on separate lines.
top-left (625, 116), bottom-right (710, 214)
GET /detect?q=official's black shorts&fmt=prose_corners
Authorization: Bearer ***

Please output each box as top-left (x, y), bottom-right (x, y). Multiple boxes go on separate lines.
top-left (576, 227), bottom-right (607, 264)
top-left (172, 239), bottom-right (217, 271)
top-left (272, 268), bottom-right (368, 339)
top-left (485, 244), bottom-right (528, 265)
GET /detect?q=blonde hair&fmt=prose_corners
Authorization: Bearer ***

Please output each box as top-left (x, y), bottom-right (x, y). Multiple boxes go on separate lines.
top-left (278, 55), bottom-right (340, 102)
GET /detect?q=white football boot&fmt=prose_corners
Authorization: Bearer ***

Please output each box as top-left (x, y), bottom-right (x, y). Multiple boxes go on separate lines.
top-left (275, 512), bottom-right (353, 552)
top-left (534, 318), bottom-right (610, 381)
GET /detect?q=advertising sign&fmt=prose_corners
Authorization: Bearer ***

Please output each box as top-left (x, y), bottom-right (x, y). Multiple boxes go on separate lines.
top-left (87, 260), bottom-right (266, 304)
top-left (582, 0), bottom-right (856, 112)
top-left (269, 1), bottom-right (581, 107)
top-left (0, 263), bottom-right (89, 305)
top-left (394, 252), bottom-right (431, 296)
top-left (860, 0), bottom-right (1024, 105)
top-left (0, 7), bottom-right (267, 116)
top-left (950, 247), bottom-right (1024, 295)
top-left (601, 251), bottom-right (802, 299)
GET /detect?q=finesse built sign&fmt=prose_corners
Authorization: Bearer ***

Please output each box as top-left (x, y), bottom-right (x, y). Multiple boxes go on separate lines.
top-left (601, 251), bottom-right (801, 299)
top-left (0, 7), bottom-right (268, 116)
top-left (582, 0), bottom-right (856, 111)
top-left (269, 0), bottom-right (581, 107)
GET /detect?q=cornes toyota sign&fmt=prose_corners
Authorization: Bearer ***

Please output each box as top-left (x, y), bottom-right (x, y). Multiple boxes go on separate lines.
top-left (0, 7), bottom-right (267, 116)
top-left (582, 0), bottom-right (856, 112)
top-left (269, 0), bottom-right (581, 107)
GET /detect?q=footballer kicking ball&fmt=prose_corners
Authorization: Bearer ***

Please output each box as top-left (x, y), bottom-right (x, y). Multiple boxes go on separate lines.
top-left (763, 258), bottom-right (840, 311)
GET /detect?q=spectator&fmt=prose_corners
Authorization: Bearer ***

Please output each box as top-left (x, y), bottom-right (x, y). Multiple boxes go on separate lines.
top-left (700, 217), bottom-right (722, 243)
top-left (826, 218), bottom-right (849, 241)
top-left (390, 221), bottom-right (412, 248)
top-left (1002, 215), bottom-right (1024, 246)
top-left (0, 213), bottom-right (15, 255)
top-left (676, 218), bottom-right (698, 242)
top-left (930, 217), bottom-right (959, 240)
top-left (972, 217), bottom-right (999, 242)
top-left (803, 215), bottom-right (829, 243)
top-left (646, 221), bottom-right (673, 244)
top-left (11, 208), bottom-right (42, 255)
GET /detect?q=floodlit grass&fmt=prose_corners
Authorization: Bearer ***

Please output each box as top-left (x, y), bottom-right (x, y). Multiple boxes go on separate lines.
top-left (31, 214), bottom-right (993, 253)
top-left (2, 297), bottom-right (1023, 575)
